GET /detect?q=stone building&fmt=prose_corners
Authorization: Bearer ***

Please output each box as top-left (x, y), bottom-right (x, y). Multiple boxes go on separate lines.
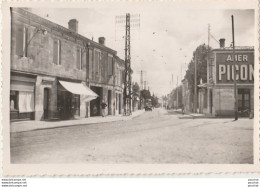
top-left (10, 8), bottom-right (124, 121)
top-left (201, 39), bottom-right (254, 117)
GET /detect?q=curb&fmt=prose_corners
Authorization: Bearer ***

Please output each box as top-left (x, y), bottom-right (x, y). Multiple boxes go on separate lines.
top-left (11, 110), bottom-right (145, 133)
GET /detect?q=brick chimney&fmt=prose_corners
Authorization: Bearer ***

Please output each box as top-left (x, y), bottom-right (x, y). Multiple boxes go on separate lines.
top-left (219, 38), bottom-right (225, 48)
top-left (68, 19), bottom-right (78, 33)
top-left (98, 37), bottom-right (105, 45)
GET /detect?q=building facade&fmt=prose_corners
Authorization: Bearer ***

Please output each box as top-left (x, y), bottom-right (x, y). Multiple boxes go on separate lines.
top-left (10, 8), bottom-right (124, 121)
top-left (204, 40), bottom-right (254, 117)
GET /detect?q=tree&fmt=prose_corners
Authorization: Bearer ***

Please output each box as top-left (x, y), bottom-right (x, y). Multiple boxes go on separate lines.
top-left (151, 93), bottom-right (159, 107)
top-left (184, 44), bottom-right (211, 94)
top-left (132, 82), bottom-right (140, 110)
top-left (140, 89), bottom-right (151, 100)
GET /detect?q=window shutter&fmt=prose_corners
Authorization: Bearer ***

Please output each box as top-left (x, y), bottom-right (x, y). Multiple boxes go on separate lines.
top-left (95, 51), bottom-right (99, 74)
top-left (58, 40), bottom-right (61, 65)
top-left (76, 48), bottom-right (81, 70)
top-left (53, 40), bottom-right (58, 64)
top-left (16, 27), bottom-right (24, 56)
top-left (23, 27), bottom-right (28, 57)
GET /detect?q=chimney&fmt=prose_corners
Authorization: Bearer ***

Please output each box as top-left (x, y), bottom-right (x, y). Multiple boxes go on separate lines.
top-left (219, 38), bottom-right (225, 48)
top-left (98, 37), bottom-right (106, 45)
top-left (68, 19), bottom-right (78, 33)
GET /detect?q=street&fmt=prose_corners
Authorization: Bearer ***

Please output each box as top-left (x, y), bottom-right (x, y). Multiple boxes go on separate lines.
top-left (11, 108), bottom-right (253, 164)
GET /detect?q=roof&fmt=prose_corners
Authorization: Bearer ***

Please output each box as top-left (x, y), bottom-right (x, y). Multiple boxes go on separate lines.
top-left (212, 46), bottom-right (254, 52)
top-left (12, 8), bottom-right (117, 55)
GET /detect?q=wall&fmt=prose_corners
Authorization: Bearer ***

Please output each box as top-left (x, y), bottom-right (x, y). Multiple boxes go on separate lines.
top-left (11, 11), bottom-right (87, 82)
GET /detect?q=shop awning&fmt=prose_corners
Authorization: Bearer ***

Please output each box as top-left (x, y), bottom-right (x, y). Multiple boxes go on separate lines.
top-left (59, 80), bottom-right (98, 102)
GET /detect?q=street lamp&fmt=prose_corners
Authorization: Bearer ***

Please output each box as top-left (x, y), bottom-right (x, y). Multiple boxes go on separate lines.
top-left (26, 27), bottom-right (48, 48)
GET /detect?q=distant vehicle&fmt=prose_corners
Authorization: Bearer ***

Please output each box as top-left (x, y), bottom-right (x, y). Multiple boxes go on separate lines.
top-left (145, 105), bottom-right (152, 111)
top-left (144, 98), bottom-right (152, 111)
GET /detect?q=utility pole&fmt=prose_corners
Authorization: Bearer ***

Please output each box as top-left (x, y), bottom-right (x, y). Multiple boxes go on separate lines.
top-left (140, 70), bottom-right (143, 90)
top-left (232, 15), bottom-right (238, 120)
top-left (176, 76), bottom-right (178, 109)
top-left (207, 24), bottom-right (211, 114)
top-left (194, 52), bottom-right (197, 113)
top-left (124, 13), bottom-right (131, 115)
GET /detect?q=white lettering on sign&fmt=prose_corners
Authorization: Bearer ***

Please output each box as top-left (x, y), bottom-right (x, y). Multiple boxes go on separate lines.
top-left (240, 65), bottom-right (247, 80)
top-left (218, 64), bottom-right (254, 81)
top-left (219, 65), bottom-right (226, 81)
top-left (226, 54), bottom-right (248, 62)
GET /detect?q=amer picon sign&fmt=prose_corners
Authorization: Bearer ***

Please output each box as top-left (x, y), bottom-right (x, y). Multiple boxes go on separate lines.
top-left (216, 51), bottom-right (254, 84)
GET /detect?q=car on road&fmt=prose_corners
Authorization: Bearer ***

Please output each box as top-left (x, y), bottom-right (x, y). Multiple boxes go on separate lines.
top-left (145, 105), bottom-right (153, 111)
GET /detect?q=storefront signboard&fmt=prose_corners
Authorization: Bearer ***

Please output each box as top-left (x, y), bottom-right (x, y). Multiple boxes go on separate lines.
top-left (216, 52), bottom-right (254, 84)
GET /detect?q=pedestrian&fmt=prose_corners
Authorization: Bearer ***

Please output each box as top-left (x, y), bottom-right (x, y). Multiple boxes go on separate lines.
top-left (182, 104), bottom-right (184, 115)
top-left (101, 100), bottom-right (107, 117)
top-left (93, 104), bottom-right (97, 116)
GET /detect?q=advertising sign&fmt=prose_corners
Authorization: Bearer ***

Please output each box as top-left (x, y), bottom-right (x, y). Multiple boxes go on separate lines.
top-left (216, 52), bottom-right (254, 84)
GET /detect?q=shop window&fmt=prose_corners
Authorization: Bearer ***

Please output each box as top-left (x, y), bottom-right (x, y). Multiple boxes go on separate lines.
top-left (53, 39), bottom-right (61, 65)
top-left (16, 27), bottom-right (28, 57)
top-left (10, 91), bottom-right (19, 111)
top-left (76, 47), bottom-right (82, 70)
top-left (18, 91), bottom-right (34, 113)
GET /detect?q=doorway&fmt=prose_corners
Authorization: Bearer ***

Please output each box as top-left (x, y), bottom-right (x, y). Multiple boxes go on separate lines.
top-left (119, 94), bottom-right (122, 114)
top-left (108, 90), bottom-right (112, 115)
top-left (90, 86), bottom-right (102, 116)
top-left (238, 89), bottom-right (250, 117)
top-left (44, 88), bottom-right (50, 119)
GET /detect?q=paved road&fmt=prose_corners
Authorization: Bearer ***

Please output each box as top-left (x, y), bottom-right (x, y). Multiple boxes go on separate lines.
top-left (11, 108), bottom-right (253, 164)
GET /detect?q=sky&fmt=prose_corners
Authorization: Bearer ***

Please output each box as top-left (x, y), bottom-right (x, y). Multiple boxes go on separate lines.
top-left (31, 3), bottom-right (255, 97)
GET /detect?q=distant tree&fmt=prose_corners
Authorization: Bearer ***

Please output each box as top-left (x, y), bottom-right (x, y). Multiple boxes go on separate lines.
top-left (151, 93), bottom-right (159, 107)
top-left (132, 82), bottom-right (140, 110)
top-left (140, 89), bottom-right (151, 100)
top-left (132, 82), bottom-right (140, 98)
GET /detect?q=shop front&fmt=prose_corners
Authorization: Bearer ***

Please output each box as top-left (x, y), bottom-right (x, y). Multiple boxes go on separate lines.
top-left (209, 48), bottom-right (254, 117)
top-left (58, 80), bottom-right (98, 120)
top-left (10, 72), bottom-right (36, 121)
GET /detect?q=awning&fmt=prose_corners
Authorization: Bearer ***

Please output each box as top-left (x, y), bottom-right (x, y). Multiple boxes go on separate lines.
top-left (59, 80), bottom-right (98, 102)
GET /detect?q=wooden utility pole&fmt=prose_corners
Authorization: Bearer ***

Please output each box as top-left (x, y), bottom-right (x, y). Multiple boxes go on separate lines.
top-left (194, 52), bottom-right (197, 113)
top-left (176, 76), bottom-right (178, 109)
top-left (232, 15), bottom-right (238, 120)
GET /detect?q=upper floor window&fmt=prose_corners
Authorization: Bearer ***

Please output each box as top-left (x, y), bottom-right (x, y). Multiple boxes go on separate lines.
top-left (76, 47), bottom-right (82, 70)
top-left (94, 50), bottom-right (101, 75)
top-left (108, 56), bottom-right (113, 76)
top-left (53, 39), bottom-right (61, 65)
top-left (16, 27), bottom-right (28, 57)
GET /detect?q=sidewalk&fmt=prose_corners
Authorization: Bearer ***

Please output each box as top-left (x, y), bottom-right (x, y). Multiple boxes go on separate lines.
top-left (171, 109), bottom-right (214, 119)
top-left (11, 109), bottom-right (145, 133)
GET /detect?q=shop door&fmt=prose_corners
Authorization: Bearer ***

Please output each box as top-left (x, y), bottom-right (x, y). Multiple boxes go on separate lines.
top-left (44, 88), bottom-right (50, 119)
top-left (238, 89), bottom-right (250, 117)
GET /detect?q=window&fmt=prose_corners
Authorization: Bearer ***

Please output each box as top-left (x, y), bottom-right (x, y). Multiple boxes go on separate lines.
top-left (94, 50), bottom-right (100, 74)
top-left (89, 49), bottom-right (94, 79)
top-left (76, 47), bottom-right (82, 70)
top-left (53, 39), bottom-right (61, 65)
top-left (108, 56), bottom-right (113, 76)
top-left (16, 27), bottom-right (28, 57)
